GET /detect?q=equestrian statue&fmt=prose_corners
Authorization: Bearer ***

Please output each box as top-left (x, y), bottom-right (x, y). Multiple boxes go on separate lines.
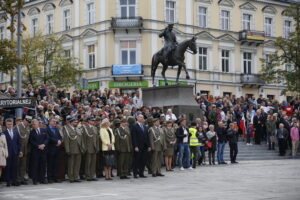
top-left (151, 24), bottom-right (198, 86)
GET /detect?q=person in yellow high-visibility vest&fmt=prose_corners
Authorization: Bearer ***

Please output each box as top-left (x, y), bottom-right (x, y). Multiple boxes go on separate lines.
top-left (189, 122), bottom-right (200, 169)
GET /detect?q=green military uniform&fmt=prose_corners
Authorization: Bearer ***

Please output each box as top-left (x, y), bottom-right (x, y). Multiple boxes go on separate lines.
top-left (115, 125), bottom-right (132, 178)
top-left (149, 125), bottom-right (166, 176)
top-left (82, 124), bottom-right (99, 180)
top-left (14, 123), bottom-right (30, 183)
top-left (63, 125), bottom-right (85, 182)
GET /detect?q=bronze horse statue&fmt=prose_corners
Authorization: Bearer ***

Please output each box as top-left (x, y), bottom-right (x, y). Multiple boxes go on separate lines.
top-left (151, 36), bottom-right (197, 86)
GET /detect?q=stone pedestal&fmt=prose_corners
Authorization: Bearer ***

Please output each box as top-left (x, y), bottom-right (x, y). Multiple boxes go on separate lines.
top-left (142, 85), bottom-right (203, 122)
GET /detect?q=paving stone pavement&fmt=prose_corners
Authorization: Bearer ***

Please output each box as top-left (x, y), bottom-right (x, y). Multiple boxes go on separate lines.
top-left (0, 159), bottom-right (299, 200)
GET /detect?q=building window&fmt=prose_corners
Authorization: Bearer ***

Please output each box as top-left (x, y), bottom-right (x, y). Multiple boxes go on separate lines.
top-left (242, 14), bottom-right (252, 30)
top-left (199, 47), bottom-right (207, 70)
top-left (120, 0), bottom-right (136, 18)
top-left (221, 10), bottom-right (230, 30)
top-left (166, 0), bottom-right (175, 23)
top-left (265, 54), bottom-right (271, 66)
top-left (120, 40), bottom-right (136, 65)
top-left (264, 17), bottom-right (272, 37)
top-left (63, 9), bottom-right (71, 31)
top-left (87, 2), bottom-right (95, 24)
top-left (199, 7), bottom-right (207, 28)
top-left (243, 52), bottom-right (252, 74)
top-left (221, 50), bottom-right (230, 72)
top-left (31, 18), bottom-right (38, 36)
top-left (223, 92), bottom-right (231, 97)
top-left (46, 14), bottom-right (54, 34)
top-left (0, 72), bottom-right (4, 82)
top-left (64, 49), bottom-right (71, 58)
top-left (88, 45), bottom-right (95, 69)
top-left (267, 95), bottom-right (274, 100)
top-left (0, 26), bottom-right (4, 40)
top-left (284, 20), bottom-right (291, 39)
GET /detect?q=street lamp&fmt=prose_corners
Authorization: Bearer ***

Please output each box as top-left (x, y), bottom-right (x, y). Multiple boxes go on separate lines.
top-left (16, 0), bottom-right (22, 118)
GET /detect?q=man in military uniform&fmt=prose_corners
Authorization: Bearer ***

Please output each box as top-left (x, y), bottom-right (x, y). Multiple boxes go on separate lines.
top-left (63, 118), bottom-right (85, 183)
top-left (115, 118), bottom-right (132, 179)
top-left (82, 117), bottom-right (99, 181)
top-left (14, 117), bottom-right (31, 185)
top-left (159, 23), bottom-right (178, 63)
top-left (149, 118), bottom-right (166, 177)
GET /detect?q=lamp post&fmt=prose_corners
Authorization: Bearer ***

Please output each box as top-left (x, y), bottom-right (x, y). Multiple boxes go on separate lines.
top-left (16, 0), bottom-right (22, 118)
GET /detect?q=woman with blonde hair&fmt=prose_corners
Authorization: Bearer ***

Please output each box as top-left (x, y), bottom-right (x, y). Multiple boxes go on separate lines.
top-left (206, 124), bottom-right (217, 165)
top-left (100, 118), bottom-right (115, 180)
top-left (0, 130), bottom-right (8, 177)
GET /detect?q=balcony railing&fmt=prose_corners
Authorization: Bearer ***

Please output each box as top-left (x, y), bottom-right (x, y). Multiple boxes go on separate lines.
top-left (111, 17), bottom-right (143, 33)
top-left (241, 74), bottom-right (265, 87)
top-left (239, 30), bottom-right (265, 45)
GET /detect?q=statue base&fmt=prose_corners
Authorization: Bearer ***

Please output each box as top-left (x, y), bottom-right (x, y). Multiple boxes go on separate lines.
top-left (142, 85), bottom-right (203, 122)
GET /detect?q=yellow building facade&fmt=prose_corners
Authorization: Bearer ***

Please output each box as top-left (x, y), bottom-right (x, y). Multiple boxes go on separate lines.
top-left (0, 0), bottom-right (294, 100)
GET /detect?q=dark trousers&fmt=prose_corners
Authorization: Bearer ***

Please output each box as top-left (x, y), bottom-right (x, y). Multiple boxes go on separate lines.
top-left (133, 149), bottom-right (147, 176)
top-left (278, 138), bottom-right (286, 156)
top-left (6, 154), bottom-right (19, 184)
top-left (255, 128), bottom-right (262, 144)
top-left (31, 150), bottom-right (47, 183)
top-left (208, 150), bottom-right (215, 164)
top-left (47, 148), bottom-right (61, 181)
top-left (229, 143), bottom-right (238, 162)
top-left (190, 146), bottom-right (198, 168)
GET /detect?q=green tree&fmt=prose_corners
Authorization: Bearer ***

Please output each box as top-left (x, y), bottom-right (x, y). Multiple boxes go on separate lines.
top-left (22, 34), bottom-right (82, 88)
top-left (0, 0), bottom-right (25, 84)
top-left (260, 2), bottom-right (300, 97)
top-left (0, 39), bottom-right (20, 73)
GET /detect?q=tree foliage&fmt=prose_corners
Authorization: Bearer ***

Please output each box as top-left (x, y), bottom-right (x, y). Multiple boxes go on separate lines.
top-left (260, 3), bottom-right (300, 96)
top-left (0, 39), bottom-right (20, 73)
top-left (22, 34), bottom-right (82, 88)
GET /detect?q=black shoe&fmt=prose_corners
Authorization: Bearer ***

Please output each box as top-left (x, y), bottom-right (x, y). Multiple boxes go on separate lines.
top-left (40, 180), bottom-right (48, 184)
top-left (139, 175), bottom-right (147, 178)
top-left (232, 161), bottom-right (239, 164)
top-left (6, 183), bottom-right (11, 187)
top-left (212, 162), bottom-right (215, 165)
top-left (169, 169), bottom-right (174, 171)
top-left (124, 176), bottom-right (130, 179)
top-left (91, 178), bottom-right (98, 181)
top-left (222, 162), bottom-right (228, 164)
top-left (152, 174), bottom-right (157, 177)
top-left (134, 175), bottom-right (138, 179)
top-left (21, 181), bottom-right (28, 185)
top-left (156, 173), bottom-right (165, 177)
top-left (128, 172), bottom-right (132, 176)
top-left (70, 180), bottom-right (75, 183)
top-left (33, 181), bottom-right (38, 185)
top-left (74, 180), bottom-right (81, 183)
top-left (48, 180), bottom-right (53, 184)
top-left (54, 179), bottom-right (62, 183)
top-left (120, 176), bottom-right (125, 179)
top-left (87, 179), bottom-right (93, 181)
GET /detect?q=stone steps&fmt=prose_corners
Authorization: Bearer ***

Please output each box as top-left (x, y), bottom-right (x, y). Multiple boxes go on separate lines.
top-left (219, 142), bottom-right (291, 161)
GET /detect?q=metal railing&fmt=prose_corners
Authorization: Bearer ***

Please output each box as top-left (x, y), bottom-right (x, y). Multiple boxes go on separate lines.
top-left (111, 17), bottom-right (143, 29)
top-left (241, 74), bottom-right (265, 85)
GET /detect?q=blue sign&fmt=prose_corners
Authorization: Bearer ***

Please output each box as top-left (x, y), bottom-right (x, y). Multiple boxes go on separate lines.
top-left (112, 64), bottom-right (143, 75)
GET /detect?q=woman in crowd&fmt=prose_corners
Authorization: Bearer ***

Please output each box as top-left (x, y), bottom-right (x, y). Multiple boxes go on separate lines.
top-left (100, 118), bottom-right (115, 180)
top-left (163, 121), bottom-right (176, 171)
top-left (198, 126), bottom-right (207, 165)
top-left (0, 130), bottom-right (8, 178)
top-left (266, 114), bottom-right (277, 150)
top-left (206, 125), bottom-right (217, 165)
top-left (290, 122), bottom-right (299, 157)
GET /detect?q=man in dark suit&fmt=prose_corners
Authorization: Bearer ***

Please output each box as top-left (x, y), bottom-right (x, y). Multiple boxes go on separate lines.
top-left (29, 119), bottom-right (49, 185)
top-left (253, 109), bottom-right (265, 144)
top-left (3, 118), bottom-right (22, 187)
top-left (46, 118), bottom-right (62, 183)
top-left (277, 123), bottom-right (289, 156)
top-left (131, 114), bottom-right (151, 178)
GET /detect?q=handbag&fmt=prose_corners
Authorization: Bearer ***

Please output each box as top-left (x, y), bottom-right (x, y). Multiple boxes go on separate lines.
top-left (207, 141), bottom-right (213, 149)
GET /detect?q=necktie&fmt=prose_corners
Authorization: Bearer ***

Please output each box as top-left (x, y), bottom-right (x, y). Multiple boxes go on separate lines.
top-left (9, 130), bottom-right (13, 139)
top-left (37, 129), bottom-right (40, 135)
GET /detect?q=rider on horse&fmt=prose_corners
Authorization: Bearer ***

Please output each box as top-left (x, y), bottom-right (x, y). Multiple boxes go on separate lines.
top-left (159, 24), bottom-right (178, 64)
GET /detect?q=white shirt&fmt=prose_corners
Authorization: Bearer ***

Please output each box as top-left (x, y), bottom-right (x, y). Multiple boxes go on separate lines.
top-left (183, 127), bottom-right (188, 143)
top-left (166, 113), bottom-right (177, 121)
top-left (8, 129), bottom-right (13, 139)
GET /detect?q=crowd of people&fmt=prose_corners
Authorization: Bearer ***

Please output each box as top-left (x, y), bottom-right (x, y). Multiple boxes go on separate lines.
top-left (0, 84), bottom-right (299, 187)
